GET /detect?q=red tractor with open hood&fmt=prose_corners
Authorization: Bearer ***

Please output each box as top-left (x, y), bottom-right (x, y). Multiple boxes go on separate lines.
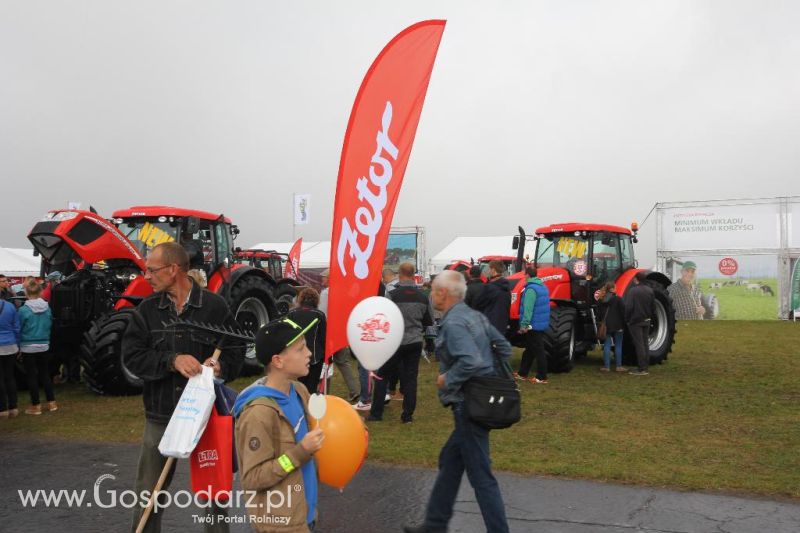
top-left (28, 206), bottom-right (278, 395)
top-left (506, 223), bottom-right (676, 372)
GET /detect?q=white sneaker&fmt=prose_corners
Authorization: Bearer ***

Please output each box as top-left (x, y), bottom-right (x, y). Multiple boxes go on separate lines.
top-left (352, 401), bottom-right (372, 411)
top-left (385, 393), bottom-right (392, 403)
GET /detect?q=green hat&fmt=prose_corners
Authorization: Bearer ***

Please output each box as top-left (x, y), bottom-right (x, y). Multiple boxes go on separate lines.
top-left (682, 261), bottom-right (697, 271)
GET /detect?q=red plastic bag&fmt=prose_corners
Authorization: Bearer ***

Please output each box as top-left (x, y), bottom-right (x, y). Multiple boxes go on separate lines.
top-left (190, 406), bottom-right (233, 502)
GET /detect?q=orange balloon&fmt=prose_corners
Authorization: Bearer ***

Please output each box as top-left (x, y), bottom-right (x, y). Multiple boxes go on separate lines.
top-left (310, 395), bottom-right (369, 490)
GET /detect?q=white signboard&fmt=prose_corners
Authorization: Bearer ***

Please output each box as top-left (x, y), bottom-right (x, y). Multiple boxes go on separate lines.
top-left (660, 203), bottom-right (780, 252)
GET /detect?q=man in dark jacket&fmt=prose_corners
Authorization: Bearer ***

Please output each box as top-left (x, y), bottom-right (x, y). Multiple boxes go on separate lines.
top-left (368, 262), bottom-right (433, 423)
top-left (0, 275), bottom-right (14, 302)
top-left (474, 260), bottom-right (511, 335)
top-left (122, 242), bottom-right (243, 533)
top-left (515, 266), bottom-right (551, 383)
top-left (624, 272), bottom-right (655, 376)
top-left (464, 265), bottom-right (485, 309)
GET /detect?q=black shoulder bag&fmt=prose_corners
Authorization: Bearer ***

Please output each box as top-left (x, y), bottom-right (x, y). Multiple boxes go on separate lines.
top-left (462, 328), bottom-right (521, 430)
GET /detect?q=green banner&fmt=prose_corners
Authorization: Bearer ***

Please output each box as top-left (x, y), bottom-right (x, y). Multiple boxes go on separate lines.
top-left (792, 259), bottom-right (800, 311)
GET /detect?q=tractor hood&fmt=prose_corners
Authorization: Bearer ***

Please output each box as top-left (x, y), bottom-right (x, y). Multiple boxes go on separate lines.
top-left (28, 210), bottom-right (146, 272)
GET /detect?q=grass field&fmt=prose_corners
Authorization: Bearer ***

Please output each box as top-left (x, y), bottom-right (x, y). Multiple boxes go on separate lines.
top-left (698, 278), bottom-right (778, 320)
top-left (3, 321), bottom-right (799, 499)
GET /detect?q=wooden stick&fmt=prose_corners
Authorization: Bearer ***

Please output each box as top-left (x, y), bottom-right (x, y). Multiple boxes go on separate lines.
top-left (135, 456), bottom-right (175, 533)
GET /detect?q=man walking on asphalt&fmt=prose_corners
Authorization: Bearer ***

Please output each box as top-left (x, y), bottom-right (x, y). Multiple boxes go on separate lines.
top-left (624, 271), bottom-right (655, 376)
top-left (475, 260), bottom-right (511, 335)
top-left (367, 262), bottom-right (433, 423)
top-left (122, 242), bottom-right (243, 533)
top-left (405, 270), bottom-right (511, 533)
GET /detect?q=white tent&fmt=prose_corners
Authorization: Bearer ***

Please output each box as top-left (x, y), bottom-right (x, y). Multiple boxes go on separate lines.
top-left (429, 236), bottom-right (516, 272)
top-left (248, 241), bottom-right (331, 269)
top-left (0, 247), bottom-right (40, 277)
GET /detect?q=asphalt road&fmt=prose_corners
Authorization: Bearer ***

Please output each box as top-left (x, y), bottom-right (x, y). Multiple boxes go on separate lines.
top-left (1, 436), bottom-right (798, 533)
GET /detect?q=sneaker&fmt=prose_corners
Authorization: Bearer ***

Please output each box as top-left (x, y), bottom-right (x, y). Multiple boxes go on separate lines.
top-left (629, 369), bottom-right (649, 376)
top-left (391, 392), bottom-right (404, 401)
top-left (0, 410), bottom-right (8, 419)
top-left (384, 394), bottom-right (391, 404)
top-left (8, 408), bottom-right (19, 418)
top-left (599, 367), bottom-right (610, 372)
top-left (615, 366), bottom-right (628, 372)
top-left (530, 377), bottom-right (549, 384)
top-left (47, 401), bottom-right (59, 412)
top-left (352, 401), bottom-right (372, 411)
top-left (25, 405), bottom-right (42, 415)
top-left (512, 372), bottom-right (526, 381)
top-left (401, 416), bottom-right (413, 424)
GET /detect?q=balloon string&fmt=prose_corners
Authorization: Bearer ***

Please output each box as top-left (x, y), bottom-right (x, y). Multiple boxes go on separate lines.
top-left (368, 371), bottom-right (382, 395)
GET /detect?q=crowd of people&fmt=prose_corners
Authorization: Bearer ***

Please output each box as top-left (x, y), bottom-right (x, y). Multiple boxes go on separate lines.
top-left (0, 274), bottom-right (57, 419)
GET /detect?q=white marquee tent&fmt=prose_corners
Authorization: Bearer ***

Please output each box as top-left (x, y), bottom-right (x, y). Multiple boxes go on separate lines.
top-left (0, 248), bottom-right (40, 277)
top-left (429, 236), bottom-right (516, 272)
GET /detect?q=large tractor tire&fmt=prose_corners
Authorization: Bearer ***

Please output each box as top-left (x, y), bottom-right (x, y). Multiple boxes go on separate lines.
top-left (622, 281), bottom-right (677, 366)
top-left (542, 306), bottom-right (577, 373)
top-left (80, 309), bottom-right (144, 396)
top-left (229, 275), bottom-right (275, 377)
top-left (275, 284), bottom-right (297, 316)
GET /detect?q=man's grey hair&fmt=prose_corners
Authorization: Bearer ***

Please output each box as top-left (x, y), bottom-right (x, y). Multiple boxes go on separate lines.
top-left (433, 270), bottom-right (467, 300)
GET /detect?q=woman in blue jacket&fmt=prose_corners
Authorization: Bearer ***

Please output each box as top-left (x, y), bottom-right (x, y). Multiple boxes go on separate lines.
top-left (0, 290), bottom-right (21, 418)
top-left (18, 279), bottom-right (55, 415)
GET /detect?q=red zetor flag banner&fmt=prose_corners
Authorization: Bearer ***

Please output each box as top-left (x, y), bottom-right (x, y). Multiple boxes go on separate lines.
top-left (284, 238), bottom-right (302, 280)
top-left (326, 20), bottom-right (446, 359)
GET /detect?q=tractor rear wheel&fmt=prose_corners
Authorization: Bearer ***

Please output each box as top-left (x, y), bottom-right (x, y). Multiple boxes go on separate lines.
top-left (80, 309), bottom-right (144, 396)
top-left (229, 275), bottom-right (275, 377)
top-left (542, 306), bottom-right (576, 373)
top-left (622, 281), bottom-right (677, 366)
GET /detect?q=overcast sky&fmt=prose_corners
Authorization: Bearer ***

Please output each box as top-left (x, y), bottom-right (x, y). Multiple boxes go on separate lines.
top-left (1, 0), bottom-right (798, 267)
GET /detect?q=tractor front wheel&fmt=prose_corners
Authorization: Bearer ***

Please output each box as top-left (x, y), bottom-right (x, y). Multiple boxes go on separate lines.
top-left (229, 276), bottom-right (275, 377)
top-left (542, 306), bottom-right (576, 373)
top-left (80, 309), bottom-right (143, 396)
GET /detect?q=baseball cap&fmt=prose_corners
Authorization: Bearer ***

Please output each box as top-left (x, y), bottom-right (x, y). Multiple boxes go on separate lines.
top-left (682, 261), bottom-right (697, 270)
top-left (255, 316), bottom-right (319, 366)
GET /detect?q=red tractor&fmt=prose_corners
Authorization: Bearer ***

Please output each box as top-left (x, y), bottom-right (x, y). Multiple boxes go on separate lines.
top-left (232, 248), bottom-right (302, 315)
top-left (27, 206), bottom-right (279, 395)
top-left (507, 223), bottom-right (676, 372)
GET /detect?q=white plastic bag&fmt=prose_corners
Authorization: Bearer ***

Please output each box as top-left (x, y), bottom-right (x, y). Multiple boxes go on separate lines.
top-left (159, 366), bottom-right (216, 459)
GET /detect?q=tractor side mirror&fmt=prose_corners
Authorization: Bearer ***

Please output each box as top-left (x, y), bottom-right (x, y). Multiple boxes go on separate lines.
top-left (183, 216), bottom-right (200, 236)
top-left (512, 236), bottom-right (520, 250)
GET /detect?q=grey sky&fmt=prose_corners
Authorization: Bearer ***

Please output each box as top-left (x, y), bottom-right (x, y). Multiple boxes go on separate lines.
top-left (1, 1), bottom-right (798, 268)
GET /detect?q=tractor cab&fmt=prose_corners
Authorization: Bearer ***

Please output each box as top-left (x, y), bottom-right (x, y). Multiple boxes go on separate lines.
top-left (233, 249), bottom-right (294, 281)
top-left (529, 223), bottom-right (637, 304)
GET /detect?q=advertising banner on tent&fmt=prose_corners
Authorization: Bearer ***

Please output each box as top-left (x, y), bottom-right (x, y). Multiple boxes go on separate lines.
top-left (660, 203), bottom-right (780, 252)
top-left (666, 255), bottom-right (777, 320)
top-left (385, 233), bottom-right (419, 272)
top-left (326, 20), bottom-right (446, 359)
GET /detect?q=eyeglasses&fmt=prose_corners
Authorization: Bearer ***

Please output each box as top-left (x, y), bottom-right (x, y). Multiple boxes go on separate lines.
top-left (146, 264), bottom-right (173, 274)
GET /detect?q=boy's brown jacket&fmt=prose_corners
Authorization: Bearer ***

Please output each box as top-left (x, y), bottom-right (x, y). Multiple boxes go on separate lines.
top-left (235, 381), bottom-right (315, 532)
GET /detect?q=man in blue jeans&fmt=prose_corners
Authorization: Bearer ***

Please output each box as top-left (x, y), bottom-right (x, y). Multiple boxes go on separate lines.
top-left (404, 270), bottom-right (510, 533)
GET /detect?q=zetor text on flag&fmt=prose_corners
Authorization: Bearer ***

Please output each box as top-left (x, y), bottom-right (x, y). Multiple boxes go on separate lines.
top-left (326, 20), bottom-right (446, 359)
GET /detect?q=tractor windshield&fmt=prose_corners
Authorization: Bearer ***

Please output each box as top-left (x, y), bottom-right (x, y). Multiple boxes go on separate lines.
top-left (116, 219), bottom-right (178, 257)
top-left (535, 234), bottom-right (590, 277)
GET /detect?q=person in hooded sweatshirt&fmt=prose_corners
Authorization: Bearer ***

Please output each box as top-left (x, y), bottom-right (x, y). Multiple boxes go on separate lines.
top-left (233, 316), bottom-right (325, 532)
top-left (474, 260), bottom-right (511, 335)
top-left (18, 279), bottom-right (55, 415)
